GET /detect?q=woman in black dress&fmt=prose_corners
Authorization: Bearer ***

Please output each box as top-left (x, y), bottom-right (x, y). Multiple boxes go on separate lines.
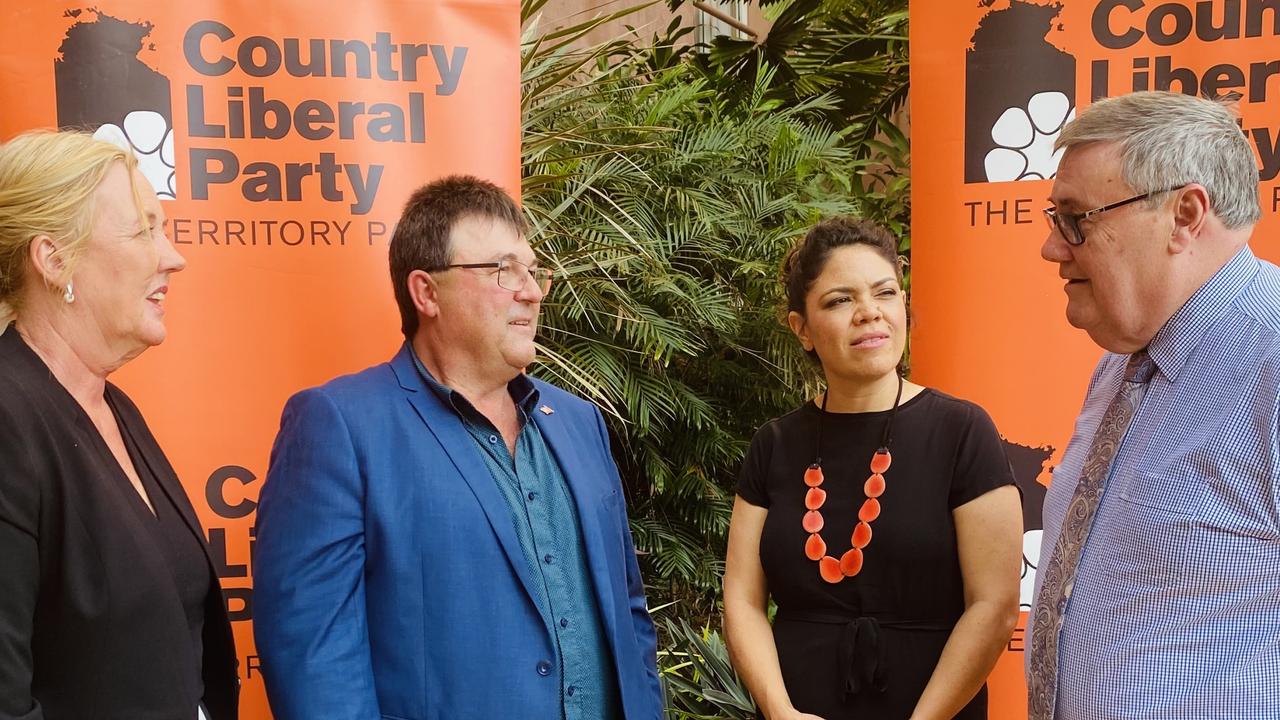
top-left (724, 218), bottom-right (1022, 719)
top-left (0, 130), bottom-right (238, 719)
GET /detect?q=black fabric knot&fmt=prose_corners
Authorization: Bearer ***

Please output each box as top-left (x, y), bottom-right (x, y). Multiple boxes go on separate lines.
top-left (837, 616), bottom-right (887, 699)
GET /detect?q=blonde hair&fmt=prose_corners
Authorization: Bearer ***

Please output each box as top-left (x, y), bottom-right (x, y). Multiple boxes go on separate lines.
top-left (0, 129), bottom-right (140, 327)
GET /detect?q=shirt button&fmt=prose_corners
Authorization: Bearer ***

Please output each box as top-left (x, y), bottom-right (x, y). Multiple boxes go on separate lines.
top-left (543, 554), bottom-right (553, 564)
top-left (536, 660), bottom-right (552, 676)
top-left (488, 434), bottom-right (498, 444)
top-left (527, 491), bottom-right (537, 501)
top-left (560, 617), bottom-right (569, 628)
top-left (567, 686), bottom-right (576, 697)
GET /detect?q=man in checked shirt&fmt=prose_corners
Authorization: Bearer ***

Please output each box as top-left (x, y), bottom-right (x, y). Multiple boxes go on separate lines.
top-left (1028, 90), bottom-right (1280, 719)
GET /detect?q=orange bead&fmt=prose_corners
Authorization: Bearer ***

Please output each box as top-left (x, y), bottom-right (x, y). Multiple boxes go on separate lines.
top-left (864, 473), bottom-right (886, 498)
top-left (858, 498), bottom-right (881, 523)
top-left (802, 510), bottom-right (824, 533)
top-left (804, 464), bottom-right (825, 487)
top-left (804, 487), bottom-right (827, 510)
top-left (839, 548), bottom-right (864, 577)
top-left (804, 533), bottom-right (827, 561)
top-left (851, 521), bottom-right (872, 548)
top-left (819, 556), bottom-right (843, 584)
top-left (870, 449), bottom-right (892, 474)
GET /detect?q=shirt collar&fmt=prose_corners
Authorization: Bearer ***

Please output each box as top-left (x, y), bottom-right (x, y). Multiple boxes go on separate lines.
top-left (407, 344), bottom-right (539, 417)
top-left (1146, 245), bottom-right (1259, 382)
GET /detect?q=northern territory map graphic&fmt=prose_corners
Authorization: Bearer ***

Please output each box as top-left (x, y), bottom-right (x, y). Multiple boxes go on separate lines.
top-left (1003, 438), bottom-right (1051, 610)
top-left (965, 0), bottom-right (1075, 183)
top-left (55, 9), bottom-right (176, 198)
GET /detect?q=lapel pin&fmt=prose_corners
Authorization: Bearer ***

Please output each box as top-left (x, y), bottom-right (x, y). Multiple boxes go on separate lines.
top-left (539, 405), bottom-right (555, 416)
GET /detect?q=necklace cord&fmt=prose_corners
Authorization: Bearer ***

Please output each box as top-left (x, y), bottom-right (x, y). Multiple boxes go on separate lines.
top-left (816, 373), bottom-right (906, 463)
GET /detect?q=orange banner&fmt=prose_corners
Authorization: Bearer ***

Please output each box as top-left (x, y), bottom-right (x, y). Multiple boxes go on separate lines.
top-left (909, 1), bottom-right (1280, 717)
top-left (0, 1), bottom-right (518, 715)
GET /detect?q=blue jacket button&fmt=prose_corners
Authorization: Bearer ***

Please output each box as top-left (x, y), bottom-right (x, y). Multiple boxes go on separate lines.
top-left (537, 660), bottom-right (552, 676)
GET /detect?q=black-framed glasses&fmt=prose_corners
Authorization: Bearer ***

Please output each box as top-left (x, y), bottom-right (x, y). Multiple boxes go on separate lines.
top-left (439, 259), bottom-right (553, 293)
top-left (1043, 185), bottom-right (1184, 246)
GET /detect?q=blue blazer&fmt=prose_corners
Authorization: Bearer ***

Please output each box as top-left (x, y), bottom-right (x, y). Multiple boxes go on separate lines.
top-left (253, 345), bottom-right (662, 720)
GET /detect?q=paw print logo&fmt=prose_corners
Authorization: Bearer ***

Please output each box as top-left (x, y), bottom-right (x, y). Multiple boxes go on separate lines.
top-left (983, 91), bottom-right (1074, 183)
top-left (1020, 529), bottom-right (1042, 610)
top-left (93, 110), bottom-right (175, 199)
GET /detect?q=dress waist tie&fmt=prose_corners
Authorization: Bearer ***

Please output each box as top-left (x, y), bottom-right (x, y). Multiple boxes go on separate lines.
top-left (775, 609), bottom-right (953, 701)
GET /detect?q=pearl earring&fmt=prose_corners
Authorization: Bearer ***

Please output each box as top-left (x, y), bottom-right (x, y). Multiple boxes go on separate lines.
top-left (63, 282), bottom-right (75, 304)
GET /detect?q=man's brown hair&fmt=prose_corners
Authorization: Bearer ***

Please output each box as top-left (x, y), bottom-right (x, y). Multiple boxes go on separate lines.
top-left (388, 175), bottom-right (527, 339)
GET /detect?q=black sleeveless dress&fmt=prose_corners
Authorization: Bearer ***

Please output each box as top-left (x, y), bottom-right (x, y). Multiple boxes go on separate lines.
top-left (737, 389), bottom-right (1016, 719)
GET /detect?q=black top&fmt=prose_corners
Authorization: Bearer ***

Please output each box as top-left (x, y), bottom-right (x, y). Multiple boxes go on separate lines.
top-left (111, 395), bottom-right (212, 702)
top-left (0, 327), bottom-right (238, 719)
top-left (737, 388), bottom-right (1015, 720)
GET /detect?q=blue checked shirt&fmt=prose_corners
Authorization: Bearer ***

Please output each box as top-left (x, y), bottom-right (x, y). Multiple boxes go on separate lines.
top-left (1031, 246), bottom-right (1280, 718)
top-left (412, 353), bottom-right (622, 720)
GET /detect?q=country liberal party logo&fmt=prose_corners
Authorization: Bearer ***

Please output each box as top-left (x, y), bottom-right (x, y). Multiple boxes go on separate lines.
top-left (964, 1), bottom-right (1076, 184)
top-left (55, 10), bottom-right (177, 199)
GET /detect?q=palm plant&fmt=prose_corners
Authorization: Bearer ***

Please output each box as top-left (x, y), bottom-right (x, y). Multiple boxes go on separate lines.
top-left (681, 0), bottom-right (908, 151)
top-left (523, 1), bottom-right (864, 617)
top-left (687, 0), bottom-right (913, 260)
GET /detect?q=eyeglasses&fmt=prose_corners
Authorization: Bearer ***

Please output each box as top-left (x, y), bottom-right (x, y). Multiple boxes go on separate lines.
top-left (1043, 185), bottom-right (1184, 246)
top-left (439, 258), bottom-right (553, 293)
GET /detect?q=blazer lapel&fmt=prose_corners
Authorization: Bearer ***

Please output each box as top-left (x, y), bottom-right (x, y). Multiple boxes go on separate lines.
top-left (107, 388), bottom-right (211, 563)
top-left (389, 346), bottom-right (549, 623)
top-left (532, 399), bottom-right (620, 637)
top-left (62, 386), bottom-right (203, 673)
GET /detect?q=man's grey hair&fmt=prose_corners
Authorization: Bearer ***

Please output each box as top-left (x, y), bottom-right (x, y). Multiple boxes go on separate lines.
top-left (1055, 91), bottom-right (1261, 229)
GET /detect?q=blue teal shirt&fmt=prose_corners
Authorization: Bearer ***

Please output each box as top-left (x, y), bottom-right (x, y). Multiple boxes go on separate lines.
top-left (411, 352), bottom-right (622, 720)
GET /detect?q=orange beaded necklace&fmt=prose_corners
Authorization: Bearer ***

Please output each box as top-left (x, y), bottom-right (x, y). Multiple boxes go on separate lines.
top-left (802, 374), bottom-right (904, 584)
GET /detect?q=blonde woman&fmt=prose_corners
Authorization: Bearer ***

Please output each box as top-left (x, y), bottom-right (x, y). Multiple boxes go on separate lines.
top-left (0, 130), bottom-right (238, 719)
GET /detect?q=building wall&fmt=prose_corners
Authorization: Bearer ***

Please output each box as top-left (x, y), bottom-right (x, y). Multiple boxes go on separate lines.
top-left (529, 0), bottom-right (771, 49)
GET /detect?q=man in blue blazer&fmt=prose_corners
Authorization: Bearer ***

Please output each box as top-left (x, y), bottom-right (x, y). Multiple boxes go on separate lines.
top-left (252, 176), bottom-right (663, 720)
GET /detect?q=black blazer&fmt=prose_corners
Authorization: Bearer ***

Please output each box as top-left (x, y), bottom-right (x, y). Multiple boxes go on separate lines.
top-left (0, 328), bottom-right (238, 720)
